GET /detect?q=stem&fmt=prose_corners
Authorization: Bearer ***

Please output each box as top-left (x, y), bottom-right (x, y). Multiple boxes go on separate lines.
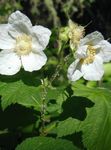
top-left (97, 79), bottom-right (103, 87)
top-left (50, 41), bottom-right (70, 85)
top-left (50, 53), bottom-right (71, 85)
top-left (50, 63), bottom-right (61, 84)
top-left (40, 79), bottom-right (47, 135)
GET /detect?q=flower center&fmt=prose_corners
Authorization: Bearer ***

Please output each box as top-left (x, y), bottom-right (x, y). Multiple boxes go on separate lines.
top-left (15, 34), bottom-right (32, 55)
top-left (80, 45), bottom-right (96, 64)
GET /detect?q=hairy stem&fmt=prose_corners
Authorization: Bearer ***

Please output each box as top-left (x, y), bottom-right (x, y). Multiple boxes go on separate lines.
top-left (40, 79), bottom-right (47, 135)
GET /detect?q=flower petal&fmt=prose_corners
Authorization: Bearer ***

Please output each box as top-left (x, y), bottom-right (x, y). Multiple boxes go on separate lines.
top-left (21, 51), bottom-right (47, 72)
top-left (8, 22), bottom-right (31, 38)
top-left (8, 11), bottom-right (32, 27)
top-left (32, 25), bottom-right (51, 51)
top-left (0, 50), bottom-right (21, 75)
top-left (80, 31), bottom-right (104, 46)
top-left (98, 40), bottom-right (111, 62)
top-left (81, 56), bottom-right (104, 81)
top-left (0, 24), bottom-right (15, 49)
top-left (67, 59), bottom-right (83, 81)
top-left (75, 45), bottom-right (88, 59)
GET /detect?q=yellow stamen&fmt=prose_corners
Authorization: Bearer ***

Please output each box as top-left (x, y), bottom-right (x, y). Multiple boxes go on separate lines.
top-left (80, 46), bottom-right (96, 64)
top-left (15, 34), bottom-right (32, 55)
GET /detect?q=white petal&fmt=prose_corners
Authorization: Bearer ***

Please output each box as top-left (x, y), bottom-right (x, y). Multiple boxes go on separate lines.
top-left (0, 24), bottom-right (15, 49)
top-left (98, 40), bottom-right (111, 62)
top-left (67, 59), bottom-right (83, 81)
top-left (81, 56), bottom-right (104, 81)
top-left (80, 31), bottom-right (104, 46)
top-left (8, 22), bottom-right (31, 38)
top-left (75, 45), bottom-right (88, 59)
top-left (0, 51), bottom-right (21, 75)
top-left (8, 11), bottom-right (32, 27)
top-left (21, 51), bottom-right (47, 72)
top-left (32, 25), bottom-right (51, 51)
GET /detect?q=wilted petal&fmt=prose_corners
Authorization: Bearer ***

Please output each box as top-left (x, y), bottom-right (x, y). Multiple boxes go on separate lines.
top-left (32, 25), bottom-right (51, 51)
top-left (81, 56), bottom-right (104, 81)
top-left (0, 50), bottom-right (21, 75)
top-left (98, 40), bottom-right (111, 62)
top-left (8, 10), bottom-right (32, 27)
top-left (21, 51), bottom-right (47, 72)
top-left (67, 59), bottom-right (83, 81)
top-left (80, 31), bottom-right (104, 46)
top-left (0, 24), bottom-right (15, 49)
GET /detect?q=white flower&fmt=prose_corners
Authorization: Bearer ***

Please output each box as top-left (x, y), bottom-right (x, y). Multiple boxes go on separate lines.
top-left (68, 31), bottom-right (111, 81)
top-left (0, 11), bottom-right (51, 75)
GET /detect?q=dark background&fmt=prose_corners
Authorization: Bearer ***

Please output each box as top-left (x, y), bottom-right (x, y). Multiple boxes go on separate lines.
top-left (20, 0), bottom-right (111, 38)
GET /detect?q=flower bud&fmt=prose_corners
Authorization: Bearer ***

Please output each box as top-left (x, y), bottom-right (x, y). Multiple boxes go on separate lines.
top-left (59, 27), bottom-right (69, 42)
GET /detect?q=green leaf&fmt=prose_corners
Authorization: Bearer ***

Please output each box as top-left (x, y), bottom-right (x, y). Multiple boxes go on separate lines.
top-left (0, 80), bottom-right (42, 110)
top-left (73, 83), bottom-right (111, 150)
top-left (46, 87), bottom-right (66, 114)
top-left (16, 137), bottom-right (79, 150)
top-left (57, 83), bottom-right (111, 150)
top-left (0, 74), bottom-right (65, 112)
top-left (57, 117), bottom-right (81, 137)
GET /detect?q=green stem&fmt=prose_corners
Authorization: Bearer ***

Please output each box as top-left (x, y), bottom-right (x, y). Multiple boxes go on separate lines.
top-left (97, 79), bottom-right (103, 87)
top-left (50, 41), bottom-right (66, 85)
top-left (40, 79), bottom-right (47, 135)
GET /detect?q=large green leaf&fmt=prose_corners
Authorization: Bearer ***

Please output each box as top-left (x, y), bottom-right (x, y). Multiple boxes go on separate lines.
top-left (0, 80), bottom-right (42, 110)
top-left (57, 83), bottom-right (111, 150)
top-left (0, 76), bottom-right (65, 112)
top-left (16, 136), bottom-right (79, 150)
top-left (57, 117), bottom-right (81, 137)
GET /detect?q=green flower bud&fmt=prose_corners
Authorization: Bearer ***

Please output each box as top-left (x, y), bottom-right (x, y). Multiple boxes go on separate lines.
top-left (59, 27), bottom-right (69, 42)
